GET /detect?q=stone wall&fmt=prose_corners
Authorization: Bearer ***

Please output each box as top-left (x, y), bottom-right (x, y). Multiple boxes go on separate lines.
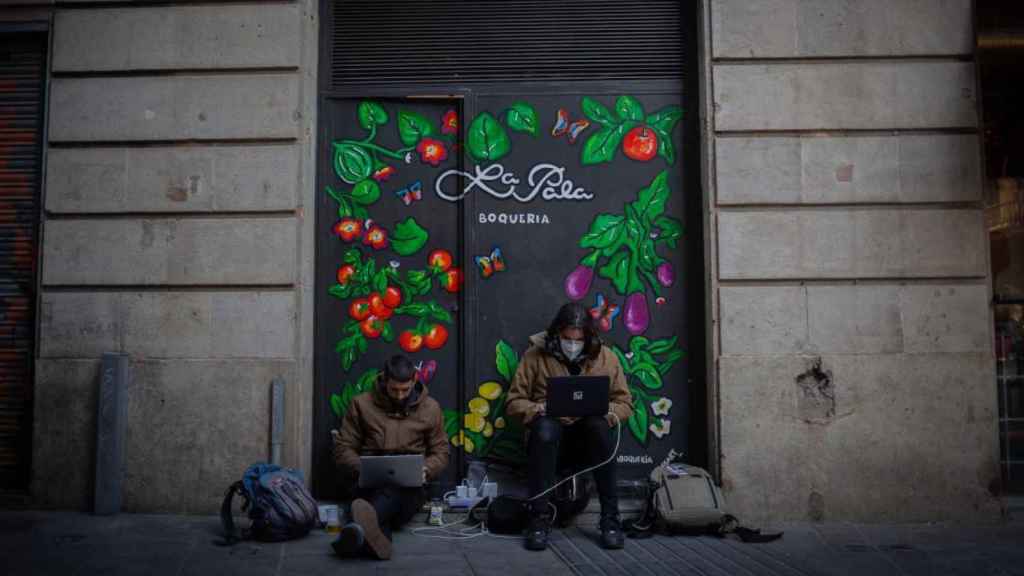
top-left (705, 0), bottom-right (1002, 522)
top-left (31, 0), bottom-right (317, 513)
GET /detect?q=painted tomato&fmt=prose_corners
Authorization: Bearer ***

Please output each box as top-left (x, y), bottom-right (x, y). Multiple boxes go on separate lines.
top-left (336, 265), bottom-right (356, 286)
top-left (333, 218), bottom-right (363, 242)
top-left (622, 126), bottom-right (658, 162)
top-left (428, 249), bottom-right (453, 273)
top-left (360, 316), bottom-right (385, 339)
top-left (368, 292), bottom-right (393, 320)
top-left (348, 298), bottom-right (371, 321)
top-left (382, 286), bottom-right (402, 308)
top-left (363, 226), bottom-right (388, 250)
top-left (441, 268), bottom-right (463, 293)
top-left (399, 330), bottom-right (424, 353)
top-left (424, 324), bottom-right (449, 350)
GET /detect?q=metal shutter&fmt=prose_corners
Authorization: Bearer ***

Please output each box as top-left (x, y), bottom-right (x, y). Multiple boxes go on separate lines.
top-left (328, 0), bottom-right (684, 87)
top-left (0, 34), bottom-right (45, 490)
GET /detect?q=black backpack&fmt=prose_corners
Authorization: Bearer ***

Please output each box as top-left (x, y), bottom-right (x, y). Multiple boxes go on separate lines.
top-left (220, 464), bottom-right (319, 544)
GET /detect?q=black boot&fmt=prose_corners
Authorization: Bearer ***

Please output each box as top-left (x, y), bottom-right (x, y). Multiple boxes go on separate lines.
top-left (524, 515), bottom-right (551, 551)
top-left (331, 523), bottom-right (364, 557)
top-left (599, 513), bottom-right (624, 550)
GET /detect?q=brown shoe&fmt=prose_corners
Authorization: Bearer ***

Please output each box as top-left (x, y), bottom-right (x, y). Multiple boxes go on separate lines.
top-left (351, 498), bottom-right (392, 560)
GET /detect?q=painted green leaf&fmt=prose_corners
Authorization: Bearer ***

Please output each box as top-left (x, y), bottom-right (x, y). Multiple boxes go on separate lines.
top-left (581, 97), bottom-right (618, 126)
top-left (615, 95), bottom-right (645, 122)
top-left (506, 102), bottom-right (538, 136)
top-left (495, 340), bottom-right (519, 382)
top-left (397, 110), bottom-right (434, 146)
top-left (647, 336), bottom-right (678, 356)
top-left (634, 362), bottom-right (663, 390)
top-left (631, 171), bottom-right (671, 226)
top-left (334, 142), bottom-right (373, 184)
top-left (581, 123), bottom-right (630, 165)
top-left (598, 252), bottom-right (630, 295)
top-left (628, 396), bottom-right (649, 445)
top-left (654, 126), bottom-right (676, 165)
top-left (336, 195), bottom-right (353, 219)
top-left (658, 350), bottom-right (684, 375)
top-left (637, 238), bottom-right (659, 273)
top-left (381, 322), bottom-right (395, 343)
top-left (645, 106), bottom-right (682, 135)
top-left (425, 301), bottom-right (453, 324)
top-left (407, 270), bottom-right (432, 296)
top-left (612, 346), bottom-right (632, 374)
top-left (353, 205), bottom-right (369, 221)
top-left (358, 101), bottom-right (389, 130)
top-left (580, 214), bottom-right (624, 250)
top-left (330, 393), bottom-right (344, 418)
top-left (351, 179), bottom-right (381, 205)
top-left (343, 249), bottom-right (361, 265)
top-left (328, 284), bottom-right (351, 300)
top-left (629, 336), bottom-right (651, 355)
top-left (391, 218), bottom-right (429, 256)
top-left (654, 215), bottom-right (683, 249)
top-left (467, 113), bottom-right (510, 161)
top-left (373, 269), bottom-right (388, 294)
top-left (325, 185), bottom-right (344, 204)
top-left (443, 409), bottom-right (460, 439)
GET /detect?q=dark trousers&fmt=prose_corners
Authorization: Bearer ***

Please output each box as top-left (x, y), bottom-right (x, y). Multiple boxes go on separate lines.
top-left (354, 485), bottom-right (425, 539)
top-left (527, 415), bottom-right (618, 518)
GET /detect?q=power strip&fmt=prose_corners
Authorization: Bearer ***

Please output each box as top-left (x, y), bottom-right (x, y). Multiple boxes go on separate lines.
top-left (446, 495), bottom-right (484, 509)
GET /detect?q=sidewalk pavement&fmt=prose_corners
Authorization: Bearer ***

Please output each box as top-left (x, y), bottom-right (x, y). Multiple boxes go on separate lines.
top-left (2, 509), bottom-right (1023, 576)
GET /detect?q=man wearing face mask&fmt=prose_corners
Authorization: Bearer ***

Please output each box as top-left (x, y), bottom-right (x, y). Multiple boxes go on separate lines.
top-left (506, 302), bottom-right (633, 551)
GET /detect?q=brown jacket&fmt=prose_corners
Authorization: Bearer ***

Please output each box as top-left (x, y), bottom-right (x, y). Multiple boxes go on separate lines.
top-left (333, 379), bottom-right (450, 481)
top-left (507, 332), bottom-right (633, 425)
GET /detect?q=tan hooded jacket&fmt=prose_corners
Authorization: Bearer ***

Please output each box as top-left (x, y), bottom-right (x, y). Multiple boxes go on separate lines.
top-left (506, 331), bottom-right (633, 426)
top-left (333, 378), bottom-right (450, 481)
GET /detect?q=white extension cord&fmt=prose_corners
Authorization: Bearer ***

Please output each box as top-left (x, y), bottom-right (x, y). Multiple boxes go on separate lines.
top-left (411, 414), bottom-right (622, 541)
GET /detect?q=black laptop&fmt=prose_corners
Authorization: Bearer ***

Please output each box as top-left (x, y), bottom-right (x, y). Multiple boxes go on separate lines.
top-left (545, 376), bottom-right (610, 418)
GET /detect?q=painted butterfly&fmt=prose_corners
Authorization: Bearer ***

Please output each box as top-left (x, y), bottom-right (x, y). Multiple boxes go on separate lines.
top-left (415, 360), bottom-right (437, 384)
top-left (589, 293), bottom-right (620, 332)
top-left (395, 181), bottom-right (423, 206)
top-left (474, 246), bottom-right (506, 279)
top-left (551, 108), bottom-right (590, 144)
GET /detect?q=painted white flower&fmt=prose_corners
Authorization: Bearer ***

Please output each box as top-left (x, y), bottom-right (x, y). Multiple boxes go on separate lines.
top-left (625, 352), bottom-right (635, 360)
top-left (649, 418), bottom-right (671, 439)
top-left (389, 260), bottom-right (401, 269)
top-left (404, 152), bottom-right (415, 164)
top-left (651, 397), bottom-right (673, 417)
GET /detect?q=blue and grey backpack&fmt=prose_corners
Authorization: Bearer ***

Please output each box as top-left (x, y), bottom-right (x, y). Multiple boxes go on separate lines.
top-left (220, 464), bottom-right (319, 544)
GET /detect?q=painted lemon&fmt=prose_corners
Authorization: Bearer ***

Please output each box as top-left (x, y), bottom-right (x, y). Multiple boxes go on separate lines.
top-left (464, 412), bottom-right (486, 433)
top-left (483, 422), bottom-right (494, 438)
top-left (468, 397), bottom-right (490, 417)
top-left (478, 381), bottom-right (503, 401)
top-left (451, 432), bottom-right (463, 447)
top-left (495, 417), bottom-right (506, 429)
top-left (463, 435), bottom-right (475, 453)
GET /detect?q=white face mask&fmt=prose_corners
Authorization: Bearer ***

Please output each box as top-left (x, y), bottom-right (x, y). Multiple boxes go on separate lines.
top-left (560, 338), bottom-right (584, 361)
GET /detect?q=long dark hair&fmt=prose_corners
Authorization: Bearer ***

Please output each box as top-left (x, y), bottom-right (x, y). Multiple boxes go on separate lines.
top-left (545, 302), bottom-right (602, 360)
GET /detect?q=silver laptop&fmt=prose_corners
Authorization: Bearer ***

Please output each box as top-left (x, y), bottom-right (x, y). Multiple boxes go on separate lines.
top-left (358, 454), bottom-right (424, 488)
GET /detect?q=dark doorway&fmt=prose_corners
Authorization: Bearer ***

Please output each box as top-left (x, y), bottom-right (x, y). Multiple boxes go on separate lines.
top-left (0, 31), bottom-right (46, 491)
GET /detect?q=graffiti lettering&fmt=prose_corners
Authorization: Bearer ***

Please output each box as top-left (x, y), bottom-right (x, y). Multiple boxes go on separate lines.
top-left (478, 212), bottom-right (551, 225)
top-left (435, 162), bottom-right (592, 203)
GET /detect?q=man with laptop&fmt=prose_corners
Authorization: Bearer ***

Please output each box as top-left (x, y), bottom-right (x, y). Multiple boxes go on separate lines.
top-left (332, 354), bottom-right (449, 560)
top-left (506, 303), bottom-right (634, 551)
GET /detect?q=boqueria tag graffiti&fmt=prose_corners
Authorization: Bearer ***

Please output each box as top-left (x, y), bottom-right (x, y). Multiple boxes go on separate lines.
top-left (434, 162), bottom-right (592, 203)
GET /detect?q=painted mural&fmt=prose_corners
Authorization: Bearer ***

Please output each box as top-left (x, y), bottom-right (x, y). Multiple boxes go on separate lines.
top-left (319, 92), bottom-right (686, 487)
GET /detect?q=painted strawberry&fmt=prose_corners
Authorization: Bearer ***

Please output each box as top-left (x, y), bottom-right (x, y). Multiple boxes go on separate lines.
top-left (428, 249), bottom-right (453, 273)
top-left (333, 218), bottom-right (362, 242)
top-left (360, 316), bottom-right (385, 339)
top-left (417, 138), bottom-right (448, 167)
top-left (441, 268), bottom-right (463, 293)
top-left (348, 298), bottom-right (371, 321)
top-left (382, 286), bottom-right (402, 308)
top-left (424, 324), bottom-right (449, 350)
top-left (336, 265), bottom-right (355, 286)
top-left (399, 330), bottom-right (423, 353)
top-left (363, 225), bottom-right (388, 250)
top-left (368, 292), bottom-right (393, 320)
